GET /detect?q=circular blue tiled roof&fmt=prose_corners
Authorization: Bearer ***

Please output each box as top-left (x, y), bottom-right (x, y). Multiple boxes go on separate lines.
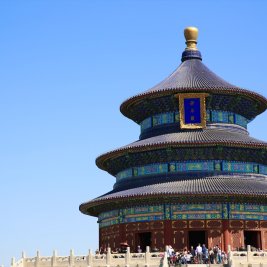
top-left (120, 59), bottom-right (267, 121)
top-left (80, 173), bottom-right (267, 216)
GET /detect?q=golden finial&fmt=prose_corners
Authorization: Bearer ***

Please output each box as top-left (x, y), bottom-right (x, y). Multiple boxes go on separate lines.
top-left (184, 26), bottom-right (198, 51)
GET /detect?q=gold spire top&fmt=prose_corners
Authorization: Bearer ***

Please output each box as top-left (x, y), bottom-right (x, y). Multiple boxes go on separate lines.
top-left (184, 26), bottom-right (198, 51)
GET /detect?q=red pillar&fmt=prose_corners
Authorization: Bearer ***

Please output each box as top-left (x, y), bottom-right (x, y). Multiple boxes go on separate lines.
top-left (223, 220), bottom-right (230, 252)
top-left (164, 220), bottom-right (172, 247)
top-left (119, 224), bottom-right (126, 244)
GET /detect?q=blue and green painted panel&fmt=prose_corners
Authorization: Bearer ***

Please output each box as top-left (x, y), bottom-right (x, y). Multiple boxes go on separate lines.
top-left (235, 114), bottom-right (248, 128)
top-left (134, 163), bottom-right (168, 176)
top-left (171, 204), bottom-right (222, 220)
top-left (229, 204), bottom-right (267, 221)
top-left (99, 210), bottom-right (119, 221)
top-left (175, 112), bottom-right (180, 122)
top-left (140, 117), bottom-right (152, 131)
top-left (123, 205), bottom-right (164, 223)
top-left (260, 165), bottom-right (267, 175)
top-left (230, 204), bottom-right (267, 213)
top-left (124, 215), bottom-right (164, 223)
top-left (172, 213), bottom-right (222, 220)
top-left (176, 161), bottom-right (214, 172)
top-left (140, 110), bottom-right (249, 133)
top-left (124, 205), bottom-right (164, 215)
top-left (116, 168), bottom-right (132, 181)
top-left (116, 161), bottom-right (267, 181)
top-left (99, 203), bottom-right (267, 228)
top-left (99, 218), bottom-right (120, 228)
top-left (99, 210), bottom-right (120, 228)
top-left (222, 162), bottom-right (254, 173)
top-left (153, 112), bottom-right (174, 126)
top-left (172, 203), bottom-right (221, 211)
top-left (211, 111), bottom-right (229, 123)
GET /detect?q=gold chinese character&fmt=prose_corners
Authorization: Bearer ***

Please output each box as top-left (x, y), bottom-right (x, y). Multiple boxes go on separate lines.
top-left (190, 101), bottom-right (195, 106)
top-left (191, 116), bottom-right (195, 120)
top-left (191, 108), bottom-right (195, 113)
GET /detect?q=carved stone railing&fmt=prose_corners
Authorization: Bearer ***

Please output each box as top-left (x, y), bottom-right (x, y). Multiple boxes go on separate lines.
top-left (11, 247), bottom-right (166, 267)
top-left (11, 245), bottom-right (267, 267)
top-left (228, 245), bottom-right (267, 267)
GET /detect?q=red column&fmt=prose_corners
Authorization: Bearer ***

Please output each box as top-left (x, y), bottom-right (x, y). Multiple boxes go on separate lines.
top-left (222, 220), bottom-right (230, 252)
top-left (164, 220), bottom-right (172, 247)
top-left (119, 224), bottom-right (126, 244)
top-left (261, 230), bottom-right (265, 250)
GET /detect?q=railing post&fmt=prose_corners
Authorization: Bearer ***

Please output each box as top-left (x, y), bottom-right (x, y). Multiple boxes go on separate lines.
top-left (247, 245), bottom-right (251, 263)
top-left (35, 250), bottom-right (40, 267)
top-left (69, 249), bottom-right (74, 267)
top-left (145, 246), bottom-right (150, 267)
top-left (21, 251), bottom-right (26, 266)
top-left (228, 245), bottom-right (232, 267)
top-left (125, 247), bottom-right (130, 267)
top-left (11, 257), bottom-right (15, 267)
top-left (106, 247), bottom-right (111, 267)
top-left (52, 250), bottom-right (57, 267)
top-left (87, 249), bottom-right (93, 267)
top-left (162, 252), bottom-right (168, 267)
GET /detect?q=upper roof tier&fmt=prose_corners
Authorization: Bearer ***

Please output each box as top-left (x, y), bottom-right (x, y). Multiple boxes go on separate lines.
top-left (120, 27), bottom-right (267, 123)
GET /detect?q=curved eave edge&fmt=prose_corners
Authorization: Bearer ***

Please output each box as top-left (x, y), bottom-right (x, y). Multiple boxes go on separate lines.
top-left (120, 87), bottom-right (267, 122)
top-left (95, 141), bottom-right (267, 171)
top-left (79, 192), bottom-right (267, 217)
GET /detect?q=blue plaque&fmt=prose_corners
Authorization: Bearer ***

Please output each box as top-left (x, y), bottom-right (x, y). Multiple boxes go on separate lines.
top-left (184, 98), bottom-right (201, 124)
top-left (177, 93), bottom-right (208, 129)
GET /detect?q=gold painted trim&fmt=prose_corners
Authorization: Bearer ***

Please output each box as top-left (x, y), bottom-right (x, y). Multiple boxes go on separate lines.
top-left (189, 220), bottom-right (205, 228)
top-left (173, 211), bottom-right (220, 215)
top-left (125, 212), bottom-right (163, 218)
top-left (175, 93), bottom-right (209, 129)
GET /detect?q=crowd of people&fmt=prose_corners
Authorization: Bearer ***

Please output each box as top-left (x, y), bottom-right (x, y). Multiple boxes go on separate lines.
top-left (95, 243), bottom-right (228, 265)
top-left (166, 244), bottom-right (228, 265)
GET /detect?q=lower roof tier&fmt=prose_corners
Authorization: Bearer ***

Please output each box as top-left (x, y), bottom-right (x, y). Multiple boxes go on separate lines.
top-left (80, 173), bottom-right (267, 216)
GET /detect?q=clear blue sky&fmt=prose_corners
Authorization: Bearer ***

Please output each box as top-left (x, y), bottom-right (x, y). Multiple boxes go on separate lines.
top-left (1, 1), bottom-right (267, 266)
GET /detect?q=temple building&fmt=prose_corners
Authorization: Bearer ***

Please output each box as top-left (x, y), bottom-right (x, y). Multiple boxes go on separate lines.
top-left (79, 27), bottom-right (267, 253)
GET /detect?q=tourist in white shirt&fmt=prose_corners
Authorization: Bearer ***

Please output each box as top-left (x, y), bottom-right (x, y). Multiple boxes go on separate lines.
top-left (196, 243), bottom-right (203, 263)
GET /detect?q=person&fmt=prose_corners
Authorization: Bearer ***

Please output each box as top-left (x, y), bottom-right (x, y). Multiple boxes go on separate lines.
top-left (186, 250), bottom-right (193, 264)
top-left (180, 249), bottom-right (187, 265)
top-left (217, 247), bottom-right (222, 264)
top-left (190, 246), bottom-right (195, 262)
top-left (196, 243), bottom-right (203, 263)
top-left (167, 245), bottom-right (174, 265)
top-left (202, 244), bottom-right (208, 264)
top-left (221, 251), bottom-right (227, 264)
top-left (209, 247), bottom-right (214, 264)
top-left (213, 245), bottom-right (219, 263)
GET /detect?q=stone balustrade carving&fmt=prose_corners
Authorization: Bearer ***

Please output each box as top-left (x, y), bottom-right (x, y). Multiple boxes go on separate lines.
top-left (10, 247), bottom-right (165, 267)
top-left (10, 245), bottom-right (267, 267)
